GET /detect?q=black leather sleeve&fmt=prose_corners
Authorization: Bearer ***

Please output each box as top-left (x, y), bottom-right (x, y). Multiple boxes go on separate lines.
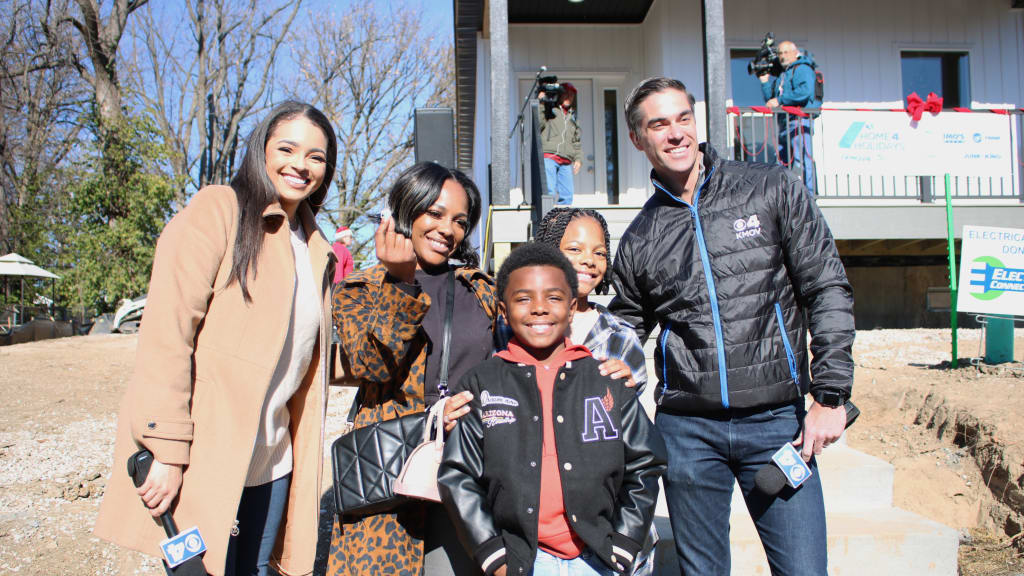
top-left (777, 171), bottom-right (855, 396)
top-left (611, 390), bottom-right (668, 560)
top-left (438, 375), bottom-right (505, 575)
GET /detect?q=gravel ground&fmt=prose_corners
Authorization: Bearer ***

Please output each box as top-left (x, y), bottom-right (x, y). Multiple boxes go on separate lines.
top-left (854, 327), bottom-right (1024, 366)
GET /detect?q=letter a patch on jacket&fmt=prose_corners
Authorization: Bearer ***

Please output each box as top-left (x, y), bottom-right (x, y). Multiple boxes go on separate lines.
top-left (581, 388), bottom-right (619, 442)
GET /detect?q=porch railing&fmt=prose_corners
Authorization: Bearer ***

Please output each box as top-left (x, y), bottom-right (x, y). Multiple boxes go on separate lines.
top-left (511, 98), bottom-right (554, 230)
top-left (726, 107), bottom-right (1023, 202)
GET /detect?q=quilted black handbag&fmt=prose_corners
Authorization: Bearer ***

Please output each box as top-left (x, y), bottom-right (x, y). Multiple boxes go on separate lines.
top-left (330, 268), bottom-right (455, 517)
top-left (331, 404), bottom-right (426, 516)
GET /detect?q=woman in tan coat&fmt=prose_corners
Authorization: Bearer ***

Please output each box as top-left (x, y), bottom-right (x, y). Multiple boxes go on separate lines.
top-left (95, 101), bottom-right (338, 576)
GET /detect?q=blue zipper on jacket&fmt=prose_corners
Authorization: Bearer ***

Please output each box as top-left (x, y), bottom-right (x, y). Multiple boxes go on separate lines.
top-left (774, 302), bottom-right (801, 393)
top-left (652, 165), bottom-right (729, 408)
top-left (658, 321), bottom-right (672, 401)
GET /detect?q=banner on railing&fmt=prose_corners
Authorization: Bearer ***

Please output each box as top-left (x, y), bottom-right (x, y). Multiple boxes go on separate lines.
top-left (957, 225), bottom-right (1024, 316)
top-left (819, 111), bottom-right (1015, 178)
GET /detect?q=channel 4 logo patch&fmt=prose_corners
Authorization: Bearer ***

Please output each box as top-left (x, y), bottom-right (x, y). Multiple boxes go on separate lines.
top-left (771, 443), bottom-right (813, 489)
top-left (160, 526), bottom-right (206, 567)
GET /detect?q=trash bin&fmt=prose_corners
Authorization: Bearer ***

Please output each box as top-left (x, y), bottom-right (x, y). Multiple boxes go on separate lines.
top-left (985, 315), bottom-right (1015, 365)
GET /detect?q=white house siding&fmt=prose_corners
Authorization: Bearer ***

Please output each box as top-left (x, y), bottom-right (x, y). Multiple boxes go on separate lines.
top-left (640, 0), bottom-right (711, 149)
top-left (722, 0), bottom-right (1023, 108)
top-left (641, 0), bottom-right (708, 107)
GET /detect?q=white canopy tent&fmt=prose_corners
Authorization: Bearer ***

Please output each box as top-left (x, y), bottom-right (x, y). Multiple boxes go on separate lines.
top-left (0, 253), bottom-right (61, 325)
top-left (0, 253), bottom-right (61, 279)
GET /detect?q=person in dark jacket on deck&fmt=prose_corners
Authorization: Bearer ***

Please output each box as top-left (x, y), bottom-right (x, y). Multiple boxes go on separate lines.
top-left (610, 76), bottom-right (855, 576)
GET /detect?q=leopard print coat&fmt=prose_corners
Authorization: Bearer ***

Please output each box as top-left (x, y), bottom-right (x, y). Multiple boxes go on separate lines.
top-left (327, 263), bottom-right (497, 576)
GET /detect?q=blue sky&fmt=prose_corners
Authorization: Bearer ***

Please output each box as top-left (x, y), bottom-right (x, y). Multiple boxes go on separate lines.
top-left (302, 0), bottom-right (453, 35)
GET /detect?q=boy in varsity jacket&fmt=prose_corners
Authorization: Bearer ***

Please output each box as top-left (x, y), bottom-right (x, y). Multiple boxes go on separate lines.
top-left (439, 243), bottom-right (667, 576)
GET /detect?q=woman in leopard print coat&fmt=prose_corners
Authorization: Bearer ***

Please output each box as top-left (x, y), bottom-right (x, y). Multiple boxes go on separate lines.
top-left (327, 163), bottom-right (497, 576)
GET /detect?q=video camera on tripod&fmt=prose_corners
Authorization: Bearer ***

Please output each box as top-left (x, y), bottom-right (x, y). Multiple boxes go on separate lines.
top-left (747, 32), bottom-right (783, 77)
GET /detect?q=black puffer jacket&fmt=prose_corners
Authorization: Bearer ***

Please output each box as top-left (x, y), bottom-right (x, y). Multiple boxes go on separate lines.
top-left (438, 354), bottom-right (667, 576)
top-left (610, 144), bottom-right (854, 413)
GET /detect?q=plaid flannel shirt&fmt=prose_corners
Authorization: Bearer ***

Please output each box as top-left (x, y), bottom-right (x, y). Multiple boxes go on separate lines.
top-left (582, 303), bottom-right (648, 395)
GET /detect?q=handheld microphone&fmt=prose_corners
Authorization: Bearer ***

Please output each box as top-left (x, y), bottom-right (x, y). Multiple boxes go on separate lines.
top-left (753, 400), bottom-right (860, 496)
top-left (128, 450), bottom-right (209, 575)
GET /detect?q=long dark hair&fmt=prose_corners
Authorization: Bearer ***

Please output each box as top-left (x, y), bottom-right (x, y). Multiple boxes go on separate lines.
top-left (388, 162), bottom-right (482, 268)
top-left (228, 101), bottom-right (337, 301)
top-left (535, 207), bottom-right (612, 295)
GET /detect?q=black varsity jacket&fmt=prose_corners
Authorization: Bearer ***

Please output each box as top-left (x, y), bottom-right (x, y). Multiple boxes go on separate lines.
top-left (437, 353), bottom-right (667, 576)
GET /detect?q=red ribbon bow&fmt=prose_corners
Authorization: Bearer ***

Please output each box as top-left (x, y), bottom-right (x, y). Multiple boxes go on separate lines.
top-left (905, 92), bottom-right (943, 122)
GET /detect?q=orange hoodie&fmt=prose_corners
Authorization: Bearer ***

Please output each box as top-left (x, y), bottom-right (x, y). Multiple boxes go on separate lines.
top-left (495, 337), bottom-right (592, 559)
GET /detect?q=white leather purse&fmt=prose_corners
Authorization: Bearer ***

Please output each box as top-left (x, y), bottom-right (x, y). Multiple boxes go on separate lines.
top-left (392, 398), bottom-right (447, 502)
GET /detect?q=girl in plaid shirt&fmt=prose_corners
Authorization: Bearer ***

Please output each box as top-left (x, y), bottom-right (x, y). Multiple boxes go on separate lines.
top-left (535, 208), bottom-right (648, 393)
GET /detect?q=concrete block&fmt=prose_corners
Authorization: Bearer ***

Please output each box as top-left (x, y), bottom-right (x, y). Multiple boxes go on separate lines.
top-left (651, 507), bottom-right (957, 575)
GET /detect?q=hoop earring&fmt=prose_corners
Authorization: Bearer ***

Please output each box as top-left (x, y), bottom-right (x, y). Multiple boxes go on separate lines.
top-left (307, 196), bottom-right (327, 208)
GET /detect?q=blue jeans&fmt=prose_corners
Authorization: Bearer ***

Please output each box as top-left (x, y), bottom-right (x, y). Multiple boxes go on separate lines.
top-left (544, 157), bottom-right (575, 205)
top-left (656, 402), bottom-right (826, 576)
top-left (532, 548), bottom-right (616, 576)
top-left (778, 117), bottom-right (815, 194)
top-left (224, 474), bottom-right (291, 576)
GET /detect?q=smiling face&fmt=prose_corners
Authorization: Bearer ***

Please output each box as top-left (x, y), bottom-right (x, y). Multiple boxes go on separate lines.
top-left (264, 116), bottom-right (329, 219)
top-left (410, 178), bottom-right (470, 269)
top-left (499, 264), bottom-right (576, 363)
top-left (629, 88), bottom-right (699, 189)
top-left (558, 216), bottom-right (607, 303)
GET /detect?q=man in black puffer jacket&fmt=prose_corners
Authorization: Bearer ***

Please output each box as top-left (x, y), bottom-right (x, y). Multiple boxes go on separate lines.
top-left (609, 76), bottom-right (855, 576)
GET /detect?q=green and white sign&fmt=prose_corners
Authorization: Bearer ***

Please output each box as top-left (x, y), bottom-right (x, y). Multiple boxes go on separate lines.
top-left (957, 225), bottom-right (1024, 316)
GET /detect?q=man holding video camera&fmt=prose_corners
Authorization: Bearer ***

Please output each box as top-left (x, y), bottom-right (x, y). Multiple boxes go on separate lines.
top-left (759, 40), bottom-right (818, 194)
top-left (537, 82), bottom-right (582, 205)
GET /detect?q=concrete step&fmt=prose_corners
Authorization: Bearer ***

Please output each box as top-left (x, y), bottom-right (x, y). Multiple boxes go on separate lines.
top-left (732, 506), bottom-right (958, 575)
top-left (650, 505), bottom-right (958, 575)
top-left (814, 445), bottom-right (894, 511)
top-left (723, 445), bottom-right (894, 513)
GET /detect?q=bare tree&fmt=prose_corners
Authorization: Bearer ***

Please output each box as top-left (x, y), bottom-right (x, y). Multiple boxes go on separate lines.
top-left (292, 4), bottom-right (454, 258)
top-left (0, 0), bottom-right (89, 252)
top-left (126, 0), bottom-right (301, 199)
top-left (64, 0), bottom-right (149, 133)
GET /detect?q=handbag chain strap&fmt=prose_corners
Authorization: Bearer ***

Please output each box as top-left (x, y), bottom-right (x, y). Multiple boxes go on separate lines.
top-left (344, 267), bottom-right (458, 426)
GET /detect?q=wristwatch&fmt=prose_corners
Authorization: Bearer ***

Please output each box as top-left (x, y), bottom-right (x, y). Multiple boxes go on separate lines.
top-left (811, 387), bottom-right (848, 408)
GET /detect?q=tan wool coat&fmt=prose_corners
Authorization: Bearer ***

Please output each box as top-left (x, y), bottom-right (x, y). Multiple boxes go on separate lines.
top-left (94, 185), bottom-right (336, 576)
